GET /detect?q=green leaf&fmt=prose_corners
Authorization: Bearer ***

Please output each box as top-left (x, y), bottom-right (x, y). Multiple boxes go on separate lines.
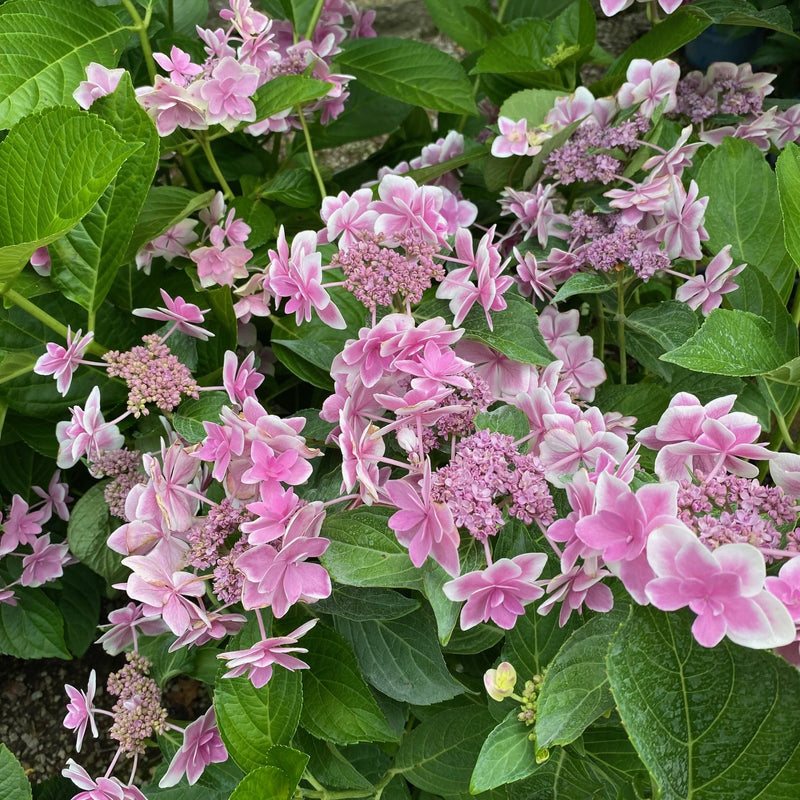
top-left (500, 89), bottom-right (566, 128)
top-left (257, 168), bottom-right (318, 208)
top-left (535, 609), bottom-right (628, 749)
top-left (335, 610), bottom-right (465, 705)
top-left (336, 37), bottom-right (477, 116)
top-left (294, 729), bottom-right (374, 792)
top-left (0, 745), bottom-right (31, 800)
top-left (607, 605), bottom-right (800, 800)
top-left (125, 187), bottom-right (215, 263)
top-left (777, 142), bottom-right (800, 272)
top-left (49, 74), bottom-right (158, 312)
top-left (250, 75), bottom-right (332, 122)
top-left (300, 623), bottom-right (397, 744)
top-left (0, 352), bottom-right (38, 386)
top-left (695, 136), bottom-right (795, 302)
top-left (0, 585), bottom-right (69, 659)
top-left (551, 272), bottom-right (613, 304)
top-left (321, 506), bottom-right (425, 591)
top-left (660, 308), bottom-right (786, 376)
top-left (422, 0), bottom-right (492, 51)
top-left (624, 300), bottom-right (699, 378)
top-left (394, 705), bottom-right (495, 795)
top-left (764, 356), bottom-right (800, 386)
top-left (57, 564), bottom-right (102, 657)
top-left (228, 766), bottom-right (292, 800)
top-left (314, 585), bottom-right (420, 621)
top-left (67, 481), bottom-right (126, 584)
top-left (173, 391), bottom-right (229, 443)
top-left (0, 107), bottom-right (138, 288)
top-left (0, 0), bottom-right (129, 129)
top-left (138, 633), bottom-right (199, 688)
top-left (264, 745), bottom-right (308, 789)
top-left (475, 404), bottom-right (531, 442)
top-left (471, 712), bottom-right (541, 793)
top-left (417, 293), bottom-right (554, 366)
top-left (214, 664), bottom-right (303, 773)
top-left (687, 0), bottom-right (797, 34)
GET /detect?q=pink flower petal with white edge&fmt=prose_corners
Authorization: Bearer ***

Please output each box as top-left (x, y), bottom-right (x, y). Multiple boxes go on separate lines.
top-left (646, 522), bottom-right (714, 580)
top-left (691, 610), bottom-right (727, 648)
top-left (645, 576), bottom-right (688, 611)
top-left (723, 593), bottom-right (796, 649)
top-left (712, 543), bottom-right (767, 598)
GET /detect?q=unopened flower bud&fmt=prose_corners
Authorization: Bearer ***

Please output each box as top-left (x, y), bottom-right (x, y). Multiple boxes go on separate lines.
top-left (484, 661), bottom-right (517, 701)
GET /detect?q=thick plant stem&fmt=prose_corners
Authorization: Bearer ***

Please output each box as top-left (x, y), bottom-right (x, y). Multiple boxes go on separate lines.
top-left (3, 288), bottom-right (108, 355)
top-left (304, 0), bottom-right (327, 40)
top-left (297, 107), bottom-right (327, 200)
top-left (616, 270), bottom-right (627, 385)
top-left (646, 0), bottom-right (660, 25)
top-left (120, 0), bottom-right (156, 83)
top-left (195, 133), bottom-right (234, 200)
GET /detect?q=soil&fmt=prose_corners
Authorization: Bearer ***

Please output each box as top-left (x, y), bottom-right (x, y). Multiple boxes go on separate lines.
top-left (0, 0), bottom-right (649, 787)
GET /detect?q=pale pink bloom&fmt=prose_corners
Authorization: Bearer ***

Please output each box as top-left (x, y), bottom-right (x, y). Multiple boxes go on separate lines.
top-left (455, 340), bottom-right (533, 401)
top-left (194, 420), bottom-right (246, 483)
top-left (514, 249), bottom-right (557, 301)
top-left (642, 125), bottom-right (705, 179)
top-left (547, 335), bottom-right (606, 402)
top-left (645, 523), bottom-right (795, 648)
top-left (770, 453), bottom-right (800, 500)
top-left (135, 76), bottom-right (208, 136)
top-left (218, 618), bottom-right (317, 688)
top-left (191, 243), bottom-right (252, 288)
top-left (0, 494), bottom-right (45, 555)
top-left (675, 245), bottom-right (745, 315)
top-left (153, 46), bottom-right (204, 86)
top-left (337, 416), bottom-right (385, 504)
top-left (30, 245), bottom-right (51, 276)
top-left (772, 104), bottom-right (800, 149)
top-left (223, 351), bottom-right (263, 406)
top-left (702, 108), bottom-right (780, 153)
top-left (659, 178), bottom-right (709, 261)
top-left (21, 534), bottom-right (71, 587)
top-left (618, 58), bottom-right (681, 116)
top-left (386, 461), bottom-right (460, 577)
top-left (196, 26), bottom-right (236, 61)
top-left (34, 328), bottom-right (94, 396)
top-left (491, 117), bottom-right (540, 158)
top-left (394, 339), bottom-right (473, 390)
top-left (133, 289), bottom-right (213, 340)
top-left (484, 662), bottom-right (517, 701)
top-left (32, 470), bottom-right (71, 522)
top-left (600, 0), bottom-right (683, 14)
top-left (159, 708), bottom-right (228, 788)
top-left (766, 558), bottom-right (800, 624)
top-left (63, 759), bottom-right (147, 800)
top-left (136, 219), bottom-right (199, 273)
top-left (243, 485), bottom-right (301, 544)
top-left (144, 440), bottom-right (201, 532)
top-left (219, 0), bottom-right (271, 37)
top-left (201, 57), bottom-right (260, 130)
top-left (443, 553), bottom-right (549, 630)
top-left (169, 610), bottom-right (246, 651)
top-left (545, 87), bottom-right (596, 131)
top-left (605, 175), bottom-right (672, 222)
top-left (95, 602), bottom-right (167, 655)
top-left (73, 63), bottom-right (125, 109)
top-left (372, 174), bottom-right (449, 246)
top-left (56, 387), bottom-right (124, 469)
top-left (320, 188), bottom-right (377, 248)
top-left (64, 670), bottom-right (98, 753)
top-left (500, 185), bottom-right (568, 247)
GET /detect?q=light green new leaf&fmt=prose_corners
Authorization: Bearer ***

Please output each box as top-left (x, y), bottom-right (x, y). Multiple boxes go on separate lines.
top-left (300, 623), bottom-right (397, 745)
top-left (607, 606), bottom-right (800, 800)
top-left (500, 89), bottom-right (566, 128)
top-left (337, 37), bottom-right (477, 116)
top-left (764, 356), bottom-right (800, 386)
top-left (0, 107), bottom-right (138, 289)
top-left (228, 766), bottom-right (293, 800)
top-left (471, 712), bottom-right (541, 793)
top-left (776, 142), bottom-right (800, 271)
top-left (0, 0), bottom-right (130, 129)
top-left (50, 74), bottom-right (158, 312)
top-left (0, 745), bottom-right (30, 800)
top-left (660, 308), bottom-right (786, 376)
top-left (696, 137), bottom-right (795, 301)
top-left (335, 610), bottom-right (465, 705)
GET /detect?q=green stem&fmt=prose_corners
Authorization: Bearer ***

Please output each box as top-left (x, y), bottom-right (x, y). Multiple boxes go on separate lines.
top-left (297, 107), bottom-right (326, 200)
top-left (791, 281), bottom-right (800, 326)
top-left (167, 0), bottom-right (174, 30)
top-left (304, 0), bottom-right (327, 40)
top-left (179, 152), bottom-right (204, 193)
top-left (194, 133), bottom-right (234, 200)
top-left (120, 0), bottom-right (156, 83)
top-left (762, 378), bottom-right (796, 452)
top-left (3, 288), bottom-right (108, 356)
top-left (616, 270), bottom-right (627, 385)
top-left (646, 0), bottom-right (661, 25)
top-left (497, 0), bottom-right (510, 23)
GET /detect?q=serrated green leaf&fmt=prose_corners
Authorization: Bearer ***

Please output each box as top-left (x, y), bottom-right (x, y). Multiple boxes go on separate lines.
top-left (335, 610), bottom-right (465, 705)
top-left (687, 0), bottom-right (797, 33)
top-left (475, 404), bottom-right (533, 442)
top-left (228, 766), bottom-right (292, 800)
top-left (0, 745), bottom-right (31, 800)
top-left (0, 0), bottom-right (129, 129)
top-left (0, 107), bottom-right (138, 288)
top-left (777, 142), bottom-right (800, 271)
top-left (293, 729), bottom-right (374, 792)
top-left (551, 272), bottom-right (613, 304)
top-left (300, 623), bottom-right (397, 744)
top-left (394, 705), bottom-right (495, 795)
top-left (50, 73), bottom-right (158, 312)
top-left (624, 300), bottom-right (699, 378)
top-left (337, 37), bottom-right (477, 116)
top-left (314, 585), bottom-right (420, 621)
top-left (535, 608), bottom-right (628, 749)
top-left (499, 89), bottom-right (565, 128)
top-left (471, 712), bottom-right (541, 793)
top-left (660, 308), bottom-right (785, 376)
top-left (695, 136), bottom-right (795, 302)
top-left (607, 605), bottom-right (800, 800)
top-left (67, 481), bottom-right (126, 584)
top-left (264, 745), bottom-right (308, 788)
top-left (173, 391), bottom-right (229, 443)
top-left (0, 585), bottom-right (69, 659)
top-left (321, 506), bottom-right (425, 590)
top-left (250, 75), bottom-right (332, 123)
top-left (422, 0), bottom-right (492, 51)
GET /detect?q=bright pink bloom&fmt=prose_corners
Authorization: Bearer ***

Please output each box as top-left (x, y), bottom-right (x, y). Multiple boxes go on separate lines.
top-left (62, 759), bottom-right (146, 800)
top-left (32, 470), bottom-right (71, 522)
top-left (21, 534), bottom-right (71, 587)
top-left (133, 289), bottom-right (213, 340)
top-left (659, 178), bottom-right (709, 261)
top-left (0, 495), bottom-right (45, 555)
top-left (159, 708), bottom-right (228, 788)
top-left (218, 618), bottom-right (317, 688)
top-left (645, 523), bottom-right (795, 648)
top-left (766, 558), bottom-right (800, 624)
top-left (443, 553), bottom-right (548, 629)
top-left (73, 63), bottom-right (125, 110)
top-left (617, 58), bottom-right (681, 116)
top-left (222, 350), bottom-right (264, 405)
top-left (56, 387), bottom-right (124, 469)
top-left (675, 245), bottom-right (745, 315)
top-left (386, 461), bottom-right (460, 577)
top-left (242, 440), bottom-right (313, 488)
top-left (153, 46), bottom-right (203, 86)
top-left (34, 328), bottom-right (94, 396)
top-left (63, 670), bottom-right (99, 753)
top-left (372, 174), bottom-right (449, 246)
top-left (135, 76), bottom-right (208, 136)
top-left (243, 485), bottom-right (302, 544)
top-left (201, 56), bottom-right (260, 130)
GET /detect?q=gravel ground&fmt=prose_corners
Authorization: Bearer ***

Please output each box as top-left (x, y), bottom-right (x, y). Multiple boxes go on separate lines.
top-left (0, 0), bottom-right (648, 787)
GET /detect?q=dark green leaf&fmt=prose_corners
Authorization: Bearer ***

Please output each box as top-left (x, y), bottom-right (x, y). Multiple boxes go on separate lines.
top-left (293, 730), bottom-right (374, 792)
top-left (173, 391), bottom-right (229, 443)
top-left (476, 404), bottom-right (534, 442)
top-left (57, 565), bottom-right (103, 657)
top-left (0, 586), bottom-right (69, 659)
top-left (551, 272), bottom-right (613, 304)
top-left (422, 0), bottom-right (492, 51)
top-left (777, 142), bottom-right (800, 271)
top-left (250, 75), bottom-right (332, 123)
top-left (314, 585), bottom-right (420, 621)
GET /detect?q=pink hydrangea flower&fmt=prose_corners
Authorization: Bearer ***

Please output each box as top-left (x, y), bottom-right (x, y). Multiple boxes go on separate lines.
top-left (133, 289), bottom-right (213, 340)
top-left (766, 558), bottom-right (800, 624)
top-left (218, 618), bottom-right (317, 688)
top-left (223, 350), bottom-right (264, 405)
top-left (63, 759), bottom-right (147, 800)
top-left (617, 58), bottom-right (681, 116)
top-left (645, 522), bottom-right (795, 648)
top-left (73, 63), bottom-right (125, 109)
top-left (191, 243), bottom-right (252, 288)
top-left (200, 56), bottom-right (260, 130)
top-left (30, 245), bottom-right (51, 276)
top-left (443, 553), bottom-right (549, 630)
top-left (153, 46), bottom-right (204, 86)
top-left (675, 245), bottom-right (745, 315)
top-left (491, 117), bottom-right (541, 158)
top-left (34, 328), bottom-right (95, 396)
top-left (159, 707), bottom-right (228, 787)
top-left (135, 76), bottom-right (208, 136)
top-left (21, 534), bottom-right (71, 587)
top-left (601, 0), bottom-right (683, 15)
top-left (56, 387), bottom-right (124, 470)
top-left (770, 453), bottom-right (800, 500)
top-left (32, 470), bottom-right (71, 523)
top-left (63, 670), bottom-right (99, 753)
